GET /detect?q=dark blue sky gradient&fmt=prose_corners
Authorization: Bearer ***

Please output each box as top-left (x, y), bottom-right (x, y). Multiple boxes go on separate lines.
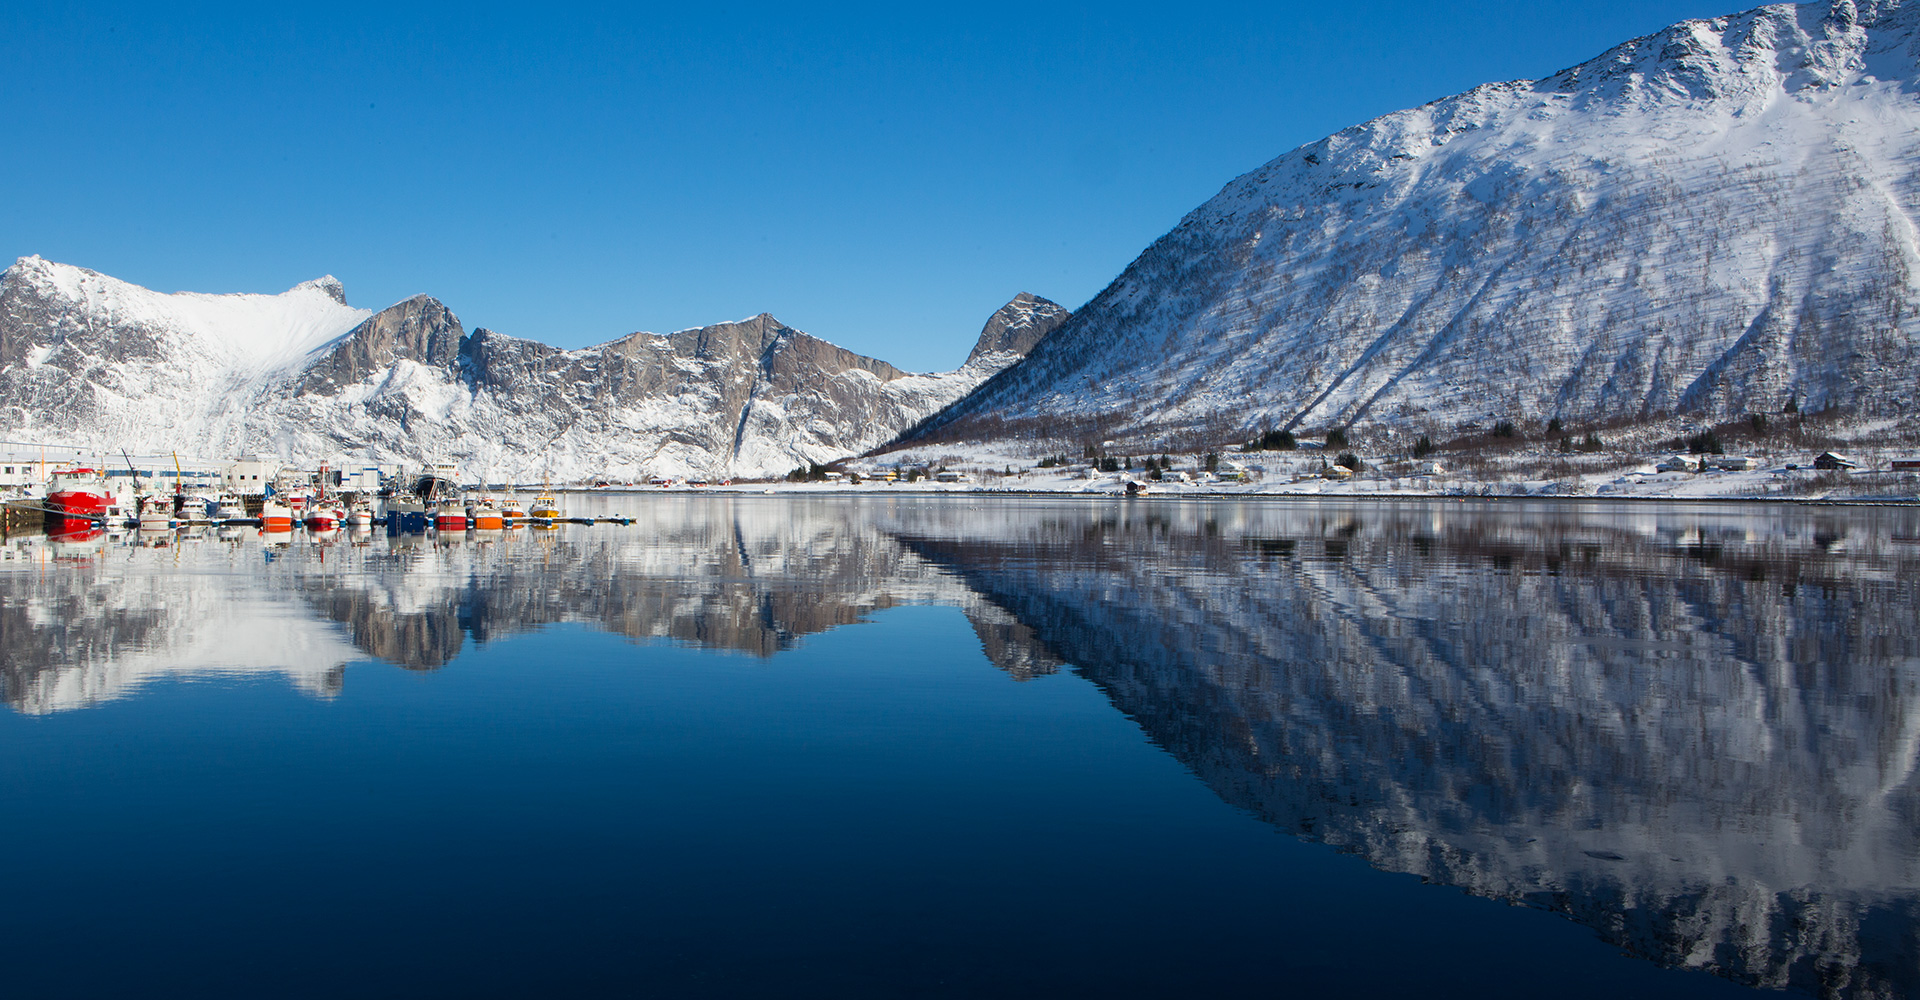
top-left (3, 1), bottom-right (1728, 370)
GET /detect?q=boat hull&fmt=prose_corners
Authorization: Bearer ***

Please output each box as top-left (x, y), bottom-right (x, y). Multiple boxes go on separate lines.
top-left (387, 511), bottom-right (428, 534)
top-left (305, 506), bottom-right (345, 531)
top-left (260, 501), bottom-right (295, 531)
top-left (49, 488), bottom-right (111, 531)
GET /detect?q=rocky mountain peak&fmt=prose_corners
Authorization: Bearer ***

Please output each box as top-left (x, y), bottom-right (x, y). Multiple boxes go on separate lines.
top-left (292, 275), bottom-right (348, 305)
top-left (299, 294), bottom-right (465, 393)
top-left (966, 292), bottom-right (1071, 366)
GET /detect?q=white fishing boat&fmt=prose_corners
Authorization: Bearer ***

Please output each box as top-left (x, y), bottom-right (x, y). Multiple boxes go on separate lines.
top-left (209, 493), bottom-right (248, 523)
top-left (178, 492), bottom-right (218, 525)
top-left (137, 494), bottom-right (176, 532)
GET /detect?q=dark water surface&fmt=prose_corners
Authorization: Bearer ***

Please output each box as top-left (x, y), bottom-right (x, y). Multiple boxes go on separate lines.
top-left (2, 496), bottom-right (1917, 998)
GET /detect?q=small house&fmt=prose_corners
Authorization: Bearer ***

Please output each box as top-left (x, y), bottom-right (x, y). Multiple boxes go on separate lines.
top-left (1707, 456), bottom-right (1755, 472)
top-left (1892, 458), bottom-right (1920, 472)
top-left (1814, 452), bottom-right (1858, 471)
top-left (934, 470), bottom-right (963, 483)
top-left (1656, 456), bottom-right (1695, 473)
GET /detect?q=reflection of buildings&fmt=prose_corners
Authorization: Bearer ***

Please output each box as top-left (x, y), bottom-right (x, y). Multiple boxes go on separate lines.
top-left (3, 498), bottom-right (1918, 996)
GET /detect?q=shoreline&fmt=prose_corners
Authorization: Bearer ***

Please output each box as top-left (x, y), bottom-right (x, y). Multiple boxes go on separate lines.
top-left (532, 485), bottom-right (1920, 507)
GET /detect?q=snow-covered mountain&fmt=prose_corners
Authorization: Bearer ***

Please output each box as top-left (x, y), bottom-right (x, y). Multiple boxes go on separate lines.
top-left (911, 0), bottom-right (1920, 449)
top-left (0, 254), bottom-right (1065, 479)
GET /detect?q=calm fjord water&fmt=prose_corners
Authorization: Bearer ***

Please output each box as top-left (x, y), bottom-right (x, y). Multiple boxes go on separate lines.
top-left (2, 496), bottom-right (1915, 998)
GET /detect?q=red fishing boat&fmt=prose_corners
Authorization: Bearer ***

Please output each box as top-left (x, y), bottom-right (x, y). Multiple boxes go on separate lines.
top-left (46, 467), bottom-right (113, 533)
top-left (434, 503), bottom-right (469, 531)
top-left (304, 503), bottom-right (345, 530)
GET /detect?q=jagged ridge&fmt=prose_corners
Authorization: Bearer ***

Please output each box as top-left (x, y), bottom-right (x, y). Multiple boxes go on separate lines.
top-left (0, 256), bottom-right (1065, 479)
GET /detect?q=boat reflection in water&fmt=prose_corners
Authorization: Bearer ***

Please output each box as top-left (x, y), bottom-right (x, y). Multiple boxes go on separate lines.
top-left (0, 497), bottom-right (1916, 997)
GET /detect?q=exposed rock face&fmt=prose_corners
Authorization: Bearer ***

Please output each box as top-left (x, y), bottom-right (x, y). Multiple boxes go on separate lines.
top-left (370, 311), bottom-right (986, 480)
top-left (299, 294), bottom-right (465, 392)
top-left (0, 257), bottom-right (1057, 480)
top-left (964, 292), bottom-right (1071, 365)
top-left (911, 0), bottom-right (1920, 447)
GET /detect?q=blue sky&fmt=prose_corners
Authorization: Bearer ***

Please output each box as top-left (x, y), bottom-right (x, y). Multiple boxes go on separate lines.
top-left (3, 1), bottom-right (1730, 371)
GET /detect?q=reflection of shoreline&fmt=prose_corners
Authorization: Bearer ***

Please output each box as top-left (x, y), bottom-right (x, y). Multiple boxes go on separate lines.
top-left (0, 504), bottom-right (990, 706)
top-left (888, 502), bottom-right (1920, 1000)
top-left (535, 482), bottom-right (1920, 502)
top-left (3, 499), bottom-right (1917, 996)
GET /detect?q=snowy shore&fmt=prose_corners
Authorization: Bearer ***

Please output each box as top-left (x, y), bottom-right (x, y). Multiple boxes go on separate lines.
top-left (590, 465), bottom-right (1920, 503)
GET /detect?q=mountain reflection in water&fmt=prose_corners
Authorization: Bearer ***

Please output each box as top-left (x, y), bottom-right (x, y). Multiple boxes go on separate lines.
top-left (2, 496), bottom-right (1916, 997)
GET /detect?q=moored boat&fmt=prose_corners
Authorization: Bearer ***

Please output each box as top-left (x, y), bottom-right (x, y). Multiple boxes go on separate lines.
top-left (384, 494), bottom-right (429, 534)
top-left (46, 467), bottom-right (113, 533)
top-left (304, 502), bottom-right (346, 530)
top-left (434, 502), bottom-right (469, 532)
top-left (468, 497), bottom-right (505, 530)
top-left (177, 491), bottom-right (217, 525)
top-left (415, 460), bottom-right (460, 503)
top-left (260, 497), bottom-right (296, 531)
top-left (529, 492), bottom-right (562, 520)
top-left (346, 500), bottom-right (374, 528)
top-left (137, 494), bottom-right (177, 532)
top-left (209, 493), bottom-right (248, 523)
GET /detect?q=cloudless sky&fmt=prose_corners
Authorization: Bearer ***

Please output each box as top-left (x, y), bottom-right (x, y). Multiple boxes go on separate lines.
top-left (3, 0), bottom-right (1732, 371)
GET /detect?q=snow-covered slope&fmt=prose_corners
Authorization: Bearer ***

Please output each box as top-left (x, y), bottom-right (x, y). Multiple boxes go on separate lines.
top-left (913, 0), bottom-right (1920, 448)
top-left (0, 255), bottom-right (1061, 479)
top-left (0, 256), bottom-right (370, 454)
